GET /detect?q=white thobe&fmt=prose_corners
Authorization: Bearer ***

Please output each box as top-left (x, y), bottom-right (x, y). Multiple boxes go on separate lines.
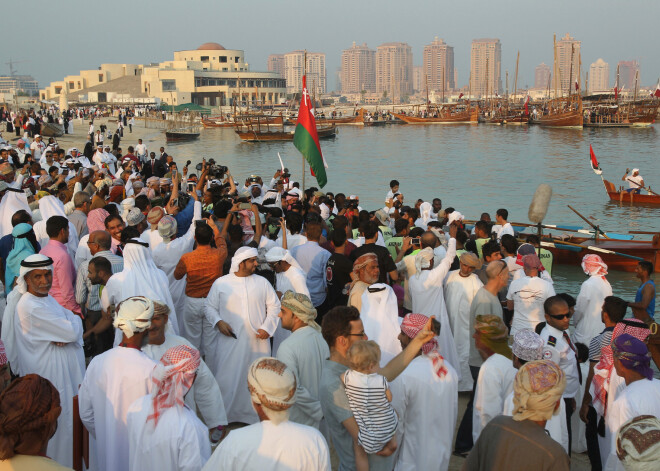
top-left (506, 275), bottom-right (556, 336)
top-left (272, 266), bottom-right (309, 354)
top-left (202, 420), bottom-right (331, 471)
top-left (12, 293), bottom-right (85, 467)
top-left (391, 356), bottom-right (458, 471)
top-left (276, 326), bottom-right (330, 429)
top-left (204, 273), bottom-right (280, 424)
top-left (142, 227), bottom-right (164, 252)
top-left (360, 284), bottom-right (402, 366)
top-left (142, 334), bottom-right (228, 428)
top-left (573, 276), bottom-right (612, 346)
top-left (604, 378), bottom-right (660, 471)
top-left (444, 270), bottom-right (483, 391)
top-left (409, 238), bottom-right (460, 375)
top-left (472, 353), bottom-right (516, 442)
top-left (152, 201), bottom-right (201, 333)
top-left (276, 231), bottom-right (307, 250)
top-left (503, 390), bottom-right (569, 453)
top-left (78, 347), bottom-right (156, 471)
top-left (127, 396), bottom-right (211, 471)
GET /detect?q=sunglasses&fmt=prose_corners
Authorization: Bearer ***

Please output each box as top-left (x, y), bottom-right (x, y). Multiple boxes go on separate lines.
top-left (348, 331), bottom-right (366, 337)
top-left (548, 312), bottom-right (572, 320)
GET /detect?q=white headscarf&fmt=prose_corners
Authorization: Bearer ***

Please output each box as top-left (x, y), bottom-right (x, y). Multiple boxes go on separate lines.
top-left (120, 198), bottom-right (135, 223)
top-left (359, 283), bottom-right (403, 366)
top-left (0, 189), bottom-right (31, 237)
top-left (414, 247), bottom-right (435, 277)
top-left (247, 357), bottom-right (296, 424)
top-left (447, 211), bottom-right (464, 225)
top-left (417, 201), bottom-right (436, 230)
top-left (230, 246), bottom-right (259, 274)
top-left (0, 254), bottom-right (53, 374)
top-left (265, 246), bottom-right (303, 271)
top-left (113, 296), bottom-right (154, 338)
top-left (38, 195), bottom-right (66, 221)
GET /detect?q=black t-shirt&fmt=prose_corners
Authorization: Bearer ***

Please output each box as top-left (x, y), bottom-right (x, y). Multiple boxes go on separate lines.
top-left (325, 253), bottom-right (353, 309)
top-left (351, 243), bottom-right (397, 284)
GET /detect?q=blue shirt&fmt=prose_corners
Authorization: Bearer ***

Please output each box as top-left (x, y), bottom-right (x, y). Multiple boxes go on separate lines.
top-left (0, 233), bottom-right (41, 273)
top-left (290, 241), bottom-right (331, 307)
top-left (173, 197), bottom-right (194, 238)
top-left (636, 280), bottom-right (656, 319)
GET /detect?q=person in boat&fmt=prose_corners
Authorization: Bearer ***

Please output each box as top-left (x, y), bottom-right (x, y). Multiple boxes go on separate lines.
top-left (621, 168), bottom-right (644, 194)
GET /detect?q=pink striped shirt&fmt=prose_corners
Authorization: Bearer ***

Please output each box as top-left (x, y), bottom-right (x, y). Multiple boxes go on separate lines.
top-left (40, 240), bottom-right (81, 314)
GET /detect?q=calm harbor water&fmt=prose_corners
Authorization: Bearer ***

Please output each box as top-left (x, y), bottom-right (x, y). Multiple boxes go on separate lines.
top-left (156, 123), bottom-right (658, 310)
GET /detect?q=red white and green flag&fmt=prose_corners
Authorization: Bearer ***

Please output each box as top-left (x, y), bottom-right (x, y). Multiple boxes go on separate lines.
top-left (293, 75), bottom-right (328, 188)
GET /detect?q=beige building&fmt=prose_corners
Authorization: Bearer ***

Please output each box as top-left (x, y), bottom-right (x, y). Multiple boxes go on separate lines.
top-left (534, 63), bottom-right (551, 89)
top-left (40, 43), bottom-right (286, 107)
top-left (412, 66), bottom-right (424, 93)
top-left (267, 54), bottom-right (285, 78)
top-left (470, 38), bottom-right (502, 97)
top-left (617, 60), bottom-right (640, 89)
top-left (340, 42), bottom-right (376, 94)
top-left (376, 42), bottom-right (413, 101)
top-left (423, 37), bottom-right (455, 93)
top-left (284, 51), bottom-right (326, 94)
top-left (589, 59), bottom-right (609, 94)
top-left (553, 33), bottom-right (581, 94)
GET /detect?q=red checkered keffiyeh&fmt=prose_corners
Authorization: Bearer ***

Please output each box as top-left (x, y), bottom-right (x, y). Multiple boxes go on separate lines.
top-left (147, 345), bottom-right (201, 426)
top-left (0, 340), bottom-right (7, 366)
top-left (591, 319), bottom-right (649, 418)
top-left (581, 254), bottom-right (608, 280)
top-left (401, 313), bottom-right (447, 378)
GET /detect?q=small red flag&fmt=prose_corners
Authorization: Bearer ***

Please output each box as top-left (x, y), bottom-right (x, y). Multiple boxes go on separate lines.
top-left (654, 80), bottom-right (660, 97)
top-left (614, 87), bottom-right (618, 100)
top-left (458, 93), bottom-right (464, 99)
top-left (590, 144), bottom-right (602, 175)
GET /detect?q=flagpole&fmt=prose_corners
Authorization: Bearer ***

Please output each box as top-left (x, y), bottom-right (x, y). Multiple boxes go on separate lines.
top-left (302, 50), bottom-right (307, 194)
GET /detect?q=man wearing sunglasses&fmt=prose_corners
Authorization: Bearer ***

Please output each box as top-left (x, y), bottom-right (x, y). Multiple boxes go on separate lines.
top-left (539, 295), bottom-right (582, 455)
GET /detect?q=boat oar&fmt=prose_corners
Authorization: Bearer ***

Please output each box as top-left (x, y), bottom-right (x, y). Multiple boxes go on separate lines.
top-left (540, 240), bottom-right (644, 261)
top-left (625, 177), bottom-right (659, 196)
top-left (567, 205), bottom-right (610, 239)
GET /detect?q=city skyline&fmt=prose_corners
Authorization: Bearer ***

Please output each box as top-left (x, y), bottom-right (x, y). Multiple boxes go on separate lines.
top-left (4, 0), bottom-right (659, 92)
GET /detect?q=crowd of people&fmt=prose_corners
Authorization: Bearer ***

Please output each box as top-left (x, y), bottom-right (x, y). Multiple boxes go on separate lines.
top-left (0, 127), bottom-right (657, 471)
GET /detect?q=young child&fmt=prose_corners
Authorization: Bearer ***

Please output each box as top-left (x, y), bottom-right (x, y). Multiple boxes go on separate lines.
top-left (342, 340), bottom-right (398, 471)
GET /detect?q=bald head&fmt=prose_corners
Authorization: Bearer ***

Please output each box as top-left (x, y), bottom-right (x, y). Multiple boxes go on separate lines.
top-left (89, 230), bottom-right (112, 251)
top-left (421, 231), bottom-right (438, 249)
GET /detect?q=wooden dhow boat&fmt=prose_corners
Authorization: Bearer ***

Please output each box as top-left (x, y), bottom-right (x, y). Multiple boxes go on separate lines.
top-left (530, 95), bottom-right (583, 128)
top-left (602, 179), bottom-right (660, 205)
top-left (392, 102), bottom-right (479, 124)
top-left (235, 124), bottom-right (336, 142)
top-left (165, 126), bottom-right (200, 142)
top-left (316, 108), bottom-right (366, 125)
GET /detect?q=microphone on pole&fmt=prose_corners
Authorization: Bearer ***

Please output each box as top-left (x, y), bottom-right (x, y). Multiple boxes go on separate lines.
top-left (528, 184), bottom-right (553, 236)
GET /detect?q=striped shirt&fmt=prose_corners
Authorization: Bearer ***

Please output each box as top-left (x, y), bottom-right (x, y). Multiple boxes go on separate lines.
top-left (75, 250), bottom-right (124, 311)
top-left (588, 327), bottom-right (614, 363)
top-left (343, 370), bottom-right (398, 453)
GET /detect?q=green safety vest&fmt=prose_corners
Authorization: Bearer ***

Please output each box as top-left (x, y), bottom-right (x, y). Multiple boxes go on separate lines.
top-left (386, 237), bottom-right (403, 259)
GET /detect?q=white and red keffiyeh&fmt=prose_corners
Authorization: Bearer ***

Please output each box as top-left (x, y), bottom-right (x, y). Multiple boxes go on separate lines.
top-left (401, 313), bottom-right (447, 378)
top-left (581, 254), bottom-right (608, 280)
top-left (0, 340), bottom-right (7, 366)
top-left (147, 345), bottom-right (201, 425)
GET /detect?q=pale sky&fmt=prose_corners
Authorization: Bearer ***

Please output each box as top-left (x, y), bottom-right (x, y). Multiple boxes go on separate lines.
top-left (6, 0), bottom-right (659, 90)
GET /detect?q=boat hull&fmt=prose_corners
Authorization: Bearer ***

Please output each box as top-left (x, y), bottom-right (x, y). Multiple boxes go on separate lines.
top-left (603, 179), bottom-right (660, 205)
top-left (533, 110), bottom-right (582, 128)
top-left (236, 125), bottom-right (336, 142)
top-left (165, 132), bottom-right (200, 142)
top-left (392, 109), bottom-right (478, 124)
top-left (547, 239), bottom-right (660, 273)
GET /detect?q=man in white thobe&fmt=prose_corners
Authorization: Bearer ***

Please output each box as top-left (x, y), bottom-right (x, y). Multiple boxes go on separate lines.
top-left (506, 254), bottom-right (556, 336)
top-left (444, 252), bottom-right (483, 391)
top-left (203, 357), bottom-right (330, 471)
top-left (102, 237), bottom-right (179, 341)
top-left (409, 223), bottom-right (459, 373)
top-left (391, 313), bottom-right (458, 471)
top-left (204, 246), bottom-right (280, 424)
top-left (142, 303), bottom-right (227, 433)
top-left (604, 334), bottom-right (660, 471)
top-left (360, 283), bottom-right (402, 366)
top-left (0, 254), bottom-right (85, 467)
top-left (152, 196), bottom-right (201, 332)
top-left (78, 296), bottom-right (158, 471)
top-left (0, 188), bottom-right (32, 237)
top-left (265, 246), bottom-right (309, 354)
top-left (275, 291), bottom-right (329, 429)
top-left (573, 254), bottom-right (613, 345)
top-left (127, 345), bottom-right (212, 471)
top-left (471, 315), bottom-right (516, 443)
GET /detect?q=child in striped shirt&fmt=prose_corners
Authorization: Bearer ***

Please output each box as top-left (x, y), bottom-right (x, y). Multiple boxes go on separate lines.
top-left (341, 340), bottom-right (398, 471)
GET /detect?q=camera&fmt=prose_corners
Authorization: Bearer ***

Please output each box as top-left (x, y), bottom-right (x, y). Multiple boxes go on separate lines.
top-left (205, 159), bottom-right (228, 179)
